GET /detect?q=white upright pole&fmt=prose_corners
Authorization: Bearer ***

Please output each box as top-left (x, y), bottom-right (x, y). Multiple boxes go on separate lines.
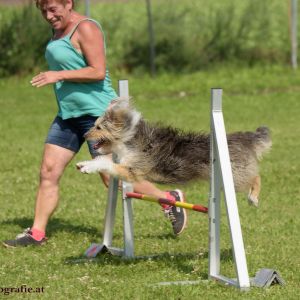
top-left (84, 80), bottom-right (130, 258)
top-left (118, 80), bottom-right (135, 258)
top-left (101, 153), bottom-right (119, 248)
top-left (209, 90), bottom-right (222, 279)
top-left (209, 89), bottom-right (250, 291)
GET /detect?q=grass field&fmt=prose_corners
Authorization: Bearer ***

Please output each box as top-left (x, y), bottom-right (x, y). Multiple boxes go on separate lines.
top-left (0, 64), bottom-right (300, 299)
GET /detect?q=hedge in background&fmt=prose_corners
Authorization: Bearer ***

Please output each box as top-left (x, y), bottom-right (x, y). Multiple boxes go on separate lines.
top-left (97, 0), bottom-right (290, 72)
top-left (0, 0), bottom-right (293, 76)
top-left (0, 4), bottom-right (50, 77)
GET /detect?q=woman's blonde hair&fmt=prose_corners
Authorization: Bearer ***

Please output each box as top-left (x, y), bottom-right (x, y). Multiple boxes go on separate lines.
top-left (34, 0), bottom-right (74, 9)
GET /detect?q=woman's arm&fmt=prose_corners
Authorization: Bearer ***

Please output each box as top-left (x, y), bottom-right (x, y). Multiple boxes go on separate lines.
top-left (31, 21), bottom-right (106, 87)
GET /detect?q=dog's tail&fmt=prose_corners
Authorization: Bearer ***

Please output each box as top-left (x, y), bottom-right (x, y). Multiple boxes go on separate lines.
top-left (254, 126), bottom-right (272, 160)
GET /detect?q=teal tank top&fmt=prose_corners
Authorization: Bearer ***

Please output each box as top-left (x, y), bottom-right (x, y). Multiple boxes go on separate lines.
top-left (45, 19), bottom-right (118, 120)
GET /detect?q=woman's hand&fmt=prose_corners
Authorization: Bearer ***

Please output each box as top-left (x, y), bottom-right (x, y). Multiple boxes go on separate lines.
top-left (31, 71), bottom-right (61, 87)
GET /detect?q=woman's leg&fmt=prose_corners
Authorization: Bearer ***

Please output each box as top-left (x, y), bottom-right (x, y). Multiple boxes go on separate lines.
top-left (99, 173), bottom-right (187, 235)
top-left (100, 173), bottom-right (166, 198)
top-left (3, 143), bottom-right (76, 247)
top-left (32, 144), bottom-right (75, 232)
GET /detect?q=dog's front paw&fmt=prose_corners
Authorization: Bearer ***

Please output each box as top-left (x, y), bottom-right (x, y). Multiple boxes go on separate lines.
top-left (76, 161), bottom-right (100, 174)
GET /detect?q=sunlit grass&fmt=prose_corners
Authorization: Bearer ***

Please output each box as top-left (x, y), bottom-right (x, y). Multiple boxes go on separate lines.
top-left (0, 64), bottom-right (299, 299)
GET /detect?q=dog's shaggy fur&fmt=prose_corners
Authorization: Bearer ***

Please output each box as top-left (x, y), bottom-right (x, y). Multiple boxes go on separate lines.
top-left (77, 98), bottom-right (272, 206)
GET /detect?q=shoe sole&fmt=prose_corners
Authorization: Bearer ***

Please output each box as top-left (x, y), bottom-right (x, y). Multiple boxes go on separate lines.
top-left (174, 189), bottom-right (187, 235)
top-left (2, 240), bottom-right (47, 248)
top-left (2, 242), bottom-right (16, 248)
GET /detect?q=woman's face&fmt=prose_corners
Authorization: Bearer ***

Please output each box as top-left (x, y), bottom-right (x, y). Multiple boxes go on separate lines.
top-left (40, 0), bottom-right (73, 30)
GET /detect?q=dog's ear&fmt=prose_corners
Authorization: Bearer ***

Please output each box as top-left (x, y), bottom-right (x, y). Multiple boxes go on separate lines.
top-left (105, 97), bottom-right (141, 129)
top-left (109, 97), bottom-right (131, 111)
top-left (105, 97), bottom-right (129, 122)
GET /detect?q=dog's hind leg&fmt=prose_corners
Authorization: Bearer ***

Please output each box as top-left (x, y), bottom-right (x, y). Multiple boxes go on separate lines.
top-left (247, 175), bottom-right (261, 207)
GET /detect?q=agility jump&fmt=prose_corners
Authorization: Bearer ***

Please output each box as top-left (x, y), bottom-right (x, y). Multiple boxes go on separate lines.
top-left (84, 80), bottom-right (250, 290)
top-left (84, 80), bottom-right (283, 291)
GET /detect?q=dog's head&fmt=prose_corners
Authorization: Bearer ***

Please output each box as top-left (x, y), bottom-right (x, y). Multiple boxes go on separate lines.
top-left (85, 97), bottom-right (141, 155)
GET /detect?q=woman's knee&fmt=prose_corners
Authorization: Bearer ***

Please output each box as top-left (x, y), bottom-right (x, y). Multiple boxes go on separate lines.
top-left (39, 144), bottom-right (75, 184)
top-left (39, 162), bottom-right (63, 184)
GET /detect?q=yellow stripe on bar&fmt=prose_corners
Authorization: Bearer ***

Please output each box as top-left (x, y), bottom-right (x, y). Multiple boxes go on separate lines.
top-left (126, 192), bottom-right (208, 213)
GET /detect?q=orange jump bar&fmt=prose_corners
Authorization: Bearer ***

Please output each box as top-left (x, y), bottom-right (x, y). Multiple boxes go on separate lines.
top-left (126, 192), bottom-right (208, 214)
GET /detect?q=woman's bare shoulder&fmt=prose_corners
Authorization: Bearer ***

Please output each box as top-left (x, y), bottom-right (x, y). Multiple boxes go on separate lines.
top-left (76, 19), bottom-right (102, 36)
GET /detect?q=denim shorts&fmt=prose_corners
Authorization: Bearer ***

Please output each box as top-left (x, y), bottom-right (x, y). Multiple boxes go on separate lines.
top-left (45, 115), bottom-right (99, 157)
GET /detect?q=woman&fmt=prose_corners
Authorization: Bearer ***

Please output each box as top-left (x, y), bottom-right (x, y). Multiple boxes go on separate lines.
top-left (3, 0), bottom-right (186, 248)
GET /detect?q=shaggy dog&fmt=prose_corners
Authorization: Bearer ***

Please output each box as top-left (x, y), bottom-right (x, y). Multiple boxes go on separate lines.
top-left (77, 98), bottom-right (272, 207)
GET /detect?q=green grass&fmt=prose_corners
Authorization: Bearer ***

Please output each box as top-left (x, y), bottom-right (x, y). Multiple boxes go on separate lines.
top-left (0, 64), bottom-right (300, 299)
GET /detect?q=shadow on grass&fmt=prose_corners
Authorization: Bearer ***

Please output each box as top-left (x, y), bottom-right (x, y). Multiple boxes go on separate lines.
top-left (0, 217), bottom-right (100, 237)
top-left (65, 248), bottom-right (233, 277)
top-left (1, 217), bottom-right (178, 245)
top-left (65, 251), bottom-right (205, 275)
top-left (137, 232), bottom-right (177, 240)
top-left (1, 217), bottom-right (182, 244)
